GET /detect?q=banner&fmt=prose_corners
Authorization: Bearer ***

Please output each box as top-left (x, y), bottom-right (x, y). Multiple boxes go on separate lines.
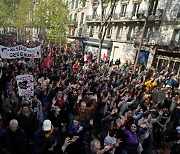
top-left (16, 74), bottom-right (34, 97)
top-left (0, 45), bottom-right (41, 59)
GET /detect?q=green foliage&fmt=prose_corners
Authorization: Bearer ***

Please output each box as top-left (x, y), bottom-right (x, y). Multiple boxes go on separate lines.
top-left (0, 0), bottom-right (69, 44)
top-left (15, 0), bottom-right (33, 28)
top-left (0, 0), bottom-right (20, 26)
top-left (34, 0), bottom-right (69, 43)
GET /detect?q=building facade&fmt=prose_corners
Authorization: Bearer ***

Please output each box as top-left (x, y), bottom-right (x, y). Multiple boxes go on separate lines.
top-left (67, 0), bottom-right (180, 73)
top-left (66, 0), bottom-right (89, 43)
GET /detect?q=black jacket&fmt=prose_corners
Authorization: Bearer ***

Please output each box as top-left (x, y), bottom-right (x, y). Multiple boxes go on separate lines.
top-left (16, 111), bottom-right (37, 141)
top-left (0, 127), bottom-right (27, 154)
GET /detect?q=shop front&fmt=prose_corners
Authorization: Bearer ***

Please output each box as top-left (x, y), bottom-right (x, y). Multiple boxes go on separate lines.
top-left (152, 48), bottom-right (180, 74)
top-left (83, 38), bottom-right (112, 58)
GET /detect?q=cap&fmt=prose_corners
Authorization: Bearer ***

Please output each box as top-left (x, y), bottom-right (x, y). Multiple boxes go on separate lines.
top-left (166, 85), bottom-right (172, 88)
top-left (43, 120), bottom-right (51, 131)
top-left (176, 126), bottom-right (180, 133)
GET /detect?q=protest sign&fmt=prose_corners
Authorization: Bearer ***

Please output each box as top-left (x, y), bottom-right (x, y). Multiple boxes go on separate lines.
top-left (16, 74), bottom-right (34, 96)
top-left (0, 45), bottom-right (41, 59)
top-left (152, 88), bottom-right (166, 103)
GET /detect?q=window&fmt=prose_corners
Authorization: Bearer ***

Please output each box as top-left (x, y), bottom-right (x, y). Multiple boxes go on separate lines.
top-left (92, 7), bottom-right (97, 19)
top-left (144, 27), bottom-right (152, 39)
top-left (106, 27), bottom-right (112, 39)
top-left (74, 13), bottom-right (77, 23)
top-left (149, 0), bottom-right (158, 15)
top-left (102, 7), bottom-right (106, 17)
top-left (79, 28), bottom-right (83, 37)
top-left (75, 0), bottom-right (79, 9)
top-left (69, 14), bottom-right (72, 21)
top-left (71, 0), bottom-right (74, 9)
top-left (89, 26), bottom-right (94, 37)
top-left (117, 27), bottom-right (123, 39)
top-left (171, 29), bottom-right (180, 46)
top-left (80, 13), bottom-right (84, 24)
top-left (120, 4), bottom-right (127, 17)
top-left (132, 3), bottom-right (140, 16)
top-left (127, 27), bottom-right (135, 40)
top-left (82, 1), bottom-right (86, 7)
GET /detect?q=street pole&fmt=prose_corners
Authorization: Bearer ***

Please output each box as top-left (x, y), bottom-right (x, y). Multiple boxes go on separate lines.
top-left (133, 17), bottom-right (148, 75)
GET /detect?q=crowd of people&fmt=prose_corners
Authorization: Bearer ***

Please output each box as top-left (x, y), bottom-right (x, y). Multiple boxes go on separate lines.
top-left (0, 34), bottom-right (179, 154)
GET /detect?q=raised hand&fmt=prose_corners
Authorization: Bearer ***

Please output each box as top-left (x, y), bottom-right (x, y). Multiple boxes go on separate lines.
top-left (140, 124), bottom-right (147, 128)
top-left (64, 137), bottom-right (71, 146)
top-left (78, 126), bottom-right (83, 132)
top-left (71, 136), bottom-right (79, 142)
top-left (90, 119), bottom-right (93, 125)
top-left (78, 94), bottom-right (82, 100)
top-left (52, 97), bottom-right (56, 105)
top-left (158, 110), bottom-right (164, 116)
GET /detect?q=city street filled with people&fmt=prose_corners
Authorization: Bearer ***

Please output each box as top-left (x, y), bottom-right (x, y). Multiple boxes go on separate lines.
top-left (0, 34), bottom-right (179, 154)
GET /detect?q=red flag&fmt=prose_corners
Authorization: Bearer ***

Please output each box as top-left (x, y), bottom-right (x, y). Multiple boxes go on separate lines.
top-left (41, 48), bottom-right (53, 69)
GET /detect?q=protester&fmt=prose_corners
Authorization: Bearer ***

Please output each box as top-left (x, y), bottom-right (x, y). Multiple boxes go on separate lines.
top-left (0, 35), bottom-right (179, 154)
top-left (0, 119), bottom-right (27, 154)
top-left (34, 119), bottom-right (60, 154)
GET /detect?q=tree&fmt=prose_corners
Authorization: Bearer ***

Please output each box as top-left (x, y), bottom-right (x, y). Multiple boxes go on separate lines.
top-left (97, 0), bottom-right (118, 64)
top-left (0, 0), bottom-right (69, 44)
top-left (0, 0), bottom-right (34, 40)
top-left (0, 0), bottom-right (20, 28)
top-left (34, 0), bottom-right (69, 44)
top-left (15, 0), bottom-right (34, 40)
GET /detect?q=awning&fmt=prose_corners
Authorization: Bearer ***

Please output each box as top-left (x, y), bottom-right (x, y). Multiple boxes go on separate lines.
top-left (84, 38), bottom-right (112, 48)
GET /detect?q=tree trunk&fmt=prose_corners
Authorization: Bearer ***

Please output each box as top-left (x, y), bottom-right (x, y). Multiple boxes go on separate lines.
top-left (97, 38), bottom-right (103, 64)
top-left (96, 0), bottom-right (117, 64)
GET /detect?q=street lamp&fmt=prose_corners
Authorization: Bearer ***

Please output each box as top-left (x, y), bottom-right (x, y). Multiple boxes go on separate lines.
top-left (133, 0), bottom-right (150, 74)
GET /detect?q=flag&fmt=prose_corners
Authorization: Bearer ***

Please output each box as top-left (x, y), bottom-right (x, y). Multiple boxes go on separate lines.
top-left (41, 48), bottom-right (53, 69)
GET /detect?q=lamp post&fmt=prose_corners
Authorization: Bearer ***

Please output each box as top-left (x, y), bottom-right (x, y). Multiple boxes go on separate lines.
top-left (133, 0), bottom-right (150, 74)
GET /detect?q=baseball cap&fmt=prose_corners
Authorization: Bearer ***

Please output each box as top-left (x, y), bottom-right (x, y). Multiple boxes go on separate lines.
top-left (43, 120), bottom-right (52, 131)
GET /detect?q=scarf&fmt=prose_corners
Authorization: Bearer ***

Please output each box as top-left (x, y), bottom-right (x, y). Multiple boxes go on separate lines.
top-left (44, 126), bottom-right (54, 138)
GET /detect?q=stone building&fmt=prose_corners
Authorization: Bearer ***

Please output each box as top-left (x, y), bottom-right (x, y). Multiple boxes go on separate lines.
top-left (67, 0), bottom-right (180, 73)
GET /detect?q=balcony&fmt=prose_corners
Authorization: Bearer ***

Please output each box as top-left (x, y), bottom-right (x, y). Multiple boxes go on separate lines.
top-left (86, 10), bottom-right (163, 23)
top-left (86, 15), bottom-right (102, 21)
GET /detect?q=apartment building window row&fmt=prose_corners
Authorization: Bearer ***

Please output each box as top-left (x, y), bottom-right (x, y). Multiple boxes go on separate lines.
top-left (71, 0), bottom-right (84, 9)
